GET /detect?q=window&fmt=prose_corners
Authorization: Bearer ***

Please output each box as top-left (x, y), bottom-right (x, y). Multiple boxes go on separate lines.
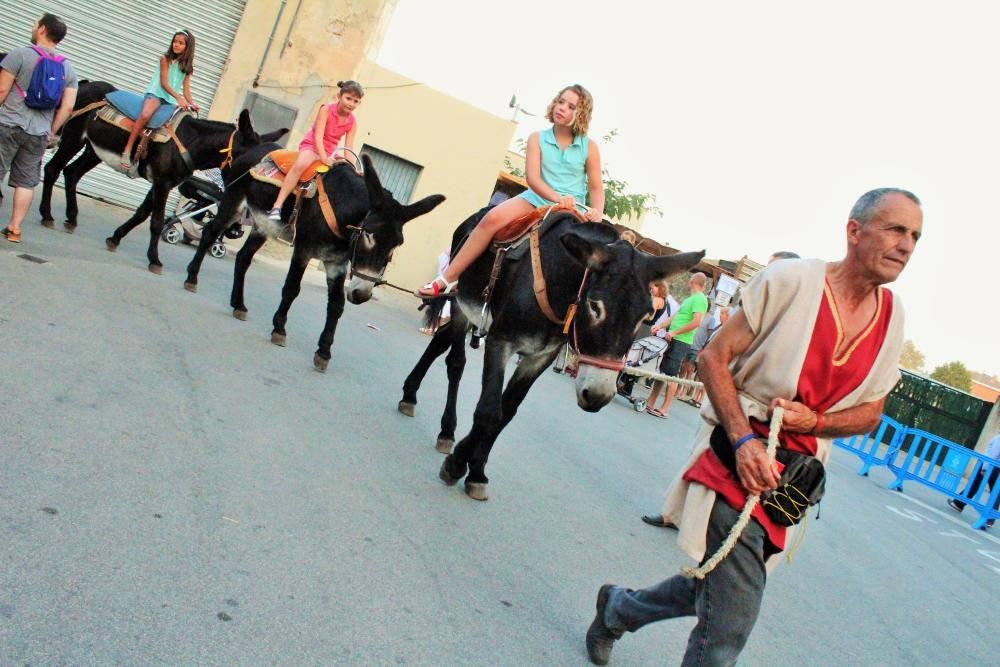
top-left (359, 145), bottom-right (422, 204)
top-left (242, 92), bottom-right (298, 148)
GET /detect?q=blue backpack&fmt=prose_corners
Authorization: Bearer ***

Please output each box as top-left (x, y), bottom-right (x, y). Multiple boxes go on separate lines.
top-left (15, 45), bottom-right (67, 110)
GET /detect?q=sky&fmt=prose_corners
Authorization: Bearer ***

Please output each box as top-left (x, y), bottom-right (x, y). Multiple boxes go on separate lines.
top-left (376, 0), bottom-right (999, 379)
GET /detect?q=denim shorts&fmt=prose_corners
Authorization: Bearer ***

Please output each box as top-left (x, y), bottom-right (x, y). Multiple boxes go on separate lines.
top-left (0, 123), bottom-right (48, 189)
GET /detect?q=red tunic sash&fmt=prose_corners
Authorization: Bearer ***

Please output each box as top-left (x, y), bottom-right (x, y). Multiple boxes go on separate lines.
top-left (683, 284), bottom-right (894, 552)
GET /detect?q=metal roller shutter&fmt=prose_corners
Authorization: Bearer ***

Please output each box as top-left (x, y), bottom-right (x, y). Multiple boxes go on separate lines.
top-left (0, 1), bottom-right (247, 209)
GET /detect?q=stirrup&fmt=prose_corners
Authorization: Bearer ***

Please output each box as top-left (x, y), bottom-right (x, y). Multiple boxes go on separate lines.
top-left (416, 273), bottom-right (458, 299)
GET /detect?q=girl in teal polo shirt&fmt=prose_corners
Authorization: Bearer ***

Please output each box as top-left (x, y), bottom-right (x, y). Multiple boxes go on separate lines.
top-left (121, 30), bottom-right (199, 170)
top-left (418, 84), bottom-right (605, 298)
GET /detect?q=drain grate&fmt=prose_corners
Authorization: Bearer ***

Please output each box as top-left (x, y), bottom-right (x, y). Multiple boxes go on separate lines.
top-left (17, 253), bottom-right (47, 264)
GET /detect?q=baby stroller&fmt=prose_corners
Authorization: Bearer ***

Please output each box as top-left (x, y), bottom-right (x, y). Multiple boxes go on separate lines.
top-left (160, 170), bottom-right (245, 259)
top-left (616, 335), bottom-right (668, 412)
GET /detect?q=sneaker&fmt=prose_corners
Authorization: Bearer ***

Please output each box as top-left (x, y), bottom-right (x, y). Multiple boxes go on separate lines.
top-left (947, 499), bottom-right (964, 513)
top-left (586, 584), bottom-right (623, 665)
top-left (267, 207), bottom-right (282, 222)
top-left (987, 520), bottom-right (995, 529)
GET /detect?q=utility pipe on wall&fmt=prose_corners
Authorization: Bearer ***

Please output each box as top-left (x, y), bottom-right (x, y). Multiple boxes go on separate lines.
top-left (252, 0), bottom-right (288, 88)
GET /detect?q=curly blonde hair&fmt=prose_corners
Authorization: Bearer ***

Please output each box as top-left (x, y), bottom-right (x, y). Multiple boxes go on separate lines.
top-left (545, 84), bottom-right (593, 137)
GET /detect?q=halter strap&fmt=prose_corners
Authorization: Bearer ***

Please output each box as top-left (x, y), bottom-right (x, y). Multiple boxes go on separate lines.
top-left (218, 129), bottom-right (236, 169)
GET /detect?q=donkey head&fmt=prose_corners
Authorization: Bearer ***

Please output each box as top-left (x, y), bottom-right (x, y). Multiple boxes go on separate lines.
top-left (347, 154), bottom-right (446, 304)
top-left (561, 232), bottom-right (705, 411)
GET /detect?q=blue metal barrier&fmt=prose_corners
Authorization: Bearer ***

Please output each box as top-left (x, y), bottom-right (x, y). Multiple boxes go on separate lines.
top-left (886, 427), bottom-right (1000, 530)
top-left (833, 415), bottom-right (905, 476)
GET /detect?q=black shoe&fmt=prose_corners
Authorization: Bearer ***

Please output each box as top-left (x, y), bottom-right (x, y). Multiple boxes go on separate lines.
top-left (642, 513), bottom-right (678, 529)
top-left (947, 499), bottom-right (964, 513)
top-left (586, 584), bottom-right (622, 665)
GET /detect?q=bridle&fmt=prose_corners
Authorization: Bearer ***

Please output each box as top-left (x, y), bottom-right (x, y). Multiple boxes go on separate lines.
top-left (344, 218), bottom-right (385, 285)
top-left (561, 268), bottom-right (627, 378)
top-left (218, 128), bottom-right (237, 170)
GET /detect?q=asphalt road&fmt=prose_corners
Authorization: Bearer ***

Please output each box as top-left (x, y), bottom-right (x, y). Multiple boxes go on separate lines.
top-left (1, 192), bottom-right (996, 665)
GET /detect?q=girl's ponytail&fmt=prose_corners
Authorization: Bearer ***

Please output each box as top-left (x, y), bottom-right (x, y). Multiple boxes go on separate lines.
top-left (337, 80), bottom-right (365, 98)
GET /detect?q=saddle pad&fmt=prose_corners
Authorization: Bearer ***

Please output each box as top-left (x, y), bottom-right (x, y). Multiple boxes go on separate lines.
top-left (501, 208), bottom-right (591, 263)
top-left (267, 149), bottom-right (328, 183)
top-left (250, 156), bottom-right (318, 197)
top-left (96, 104), bottom-right (171, 143)
top-left (493, 204), bottom-right (586, 245)
top-left (106, 90), bottom-right (177, 129)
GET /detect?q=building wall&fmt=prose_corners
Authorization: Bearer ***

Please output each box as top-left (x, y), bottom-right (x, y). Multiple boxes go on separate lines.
top-left (971, 381), bottom-right (1000, 404)
top-left (354, 61), bottom-right (517, 287)
top-left (210, 0), bottom-right (397, 138)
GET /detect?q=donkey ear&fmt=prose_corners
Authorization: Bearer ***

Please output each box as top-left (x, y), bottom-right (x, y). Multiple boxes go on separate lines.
top-left (560, 232), bottom-right (613, 271)
top-left (638, 250), bottom-right (706, 284)
top-left (402, 194), bottom-right (446, 223)
top-left (259, 127), bottom-right (289, 143)
top-left (361, 154), bottom-right (384, 206)
top-left (237, 109), bottom-right (257, 141)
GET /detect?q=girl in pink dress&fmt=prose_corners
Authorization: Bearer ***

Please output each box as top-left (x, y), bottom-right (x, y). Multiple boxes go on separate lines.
top-left (267, 80), bottom-right (363, 220)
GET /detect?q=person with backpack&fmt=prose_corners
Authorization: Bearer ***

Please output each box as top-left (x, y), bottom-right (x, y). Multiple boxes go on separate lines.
top-left (0, 13), bottom-right (78, 243)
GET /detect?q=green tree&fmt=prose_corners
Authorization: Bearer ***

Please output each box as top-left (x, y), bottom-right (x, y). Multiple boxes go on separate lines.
top-left (930, 361), bottom-right (973, 392)
top-left (502, 130), bottom-right (661, 222)
top-left (899, 339), bottom-right (925, 372)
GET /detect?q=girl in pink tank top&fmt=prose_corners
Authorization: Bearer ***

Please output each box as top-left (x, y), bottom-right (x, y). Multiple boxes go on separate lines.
top-left (268, 80), bottom-right (363, 220)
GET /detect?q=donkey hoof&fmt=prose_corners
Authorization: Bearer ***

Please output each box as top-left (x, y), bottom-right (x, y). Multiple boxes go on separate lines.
top-left (183, 282), bottom-right (197, 293)
top-left (149, 264), bottom-right (163, 275)
top-left (40, 218), bottom-right (55, 229)
top-left (105, 238), bottom-right (118, 252)
top-left (464, 482), bottom-right (489, 502)
top-left (271, 332), bottom-right (287, 347)
top-left (313, 352), bottom-right (329, 372)
top-left (398, 401), bottom-right (415, 417)
top-left (63, 222), bottom-right (76, 234)
top-left (435, 438), bottom-right (454, 454)
top-left (233, 309), bottom-right (247, 321)
top-left (438, 457), bottom-right (460, 486)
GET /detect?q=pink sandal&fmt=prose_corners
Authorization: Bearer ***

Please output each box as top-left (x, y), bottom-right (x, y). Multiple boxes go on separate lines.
top-left (416, 274), bottom-right (459, 299)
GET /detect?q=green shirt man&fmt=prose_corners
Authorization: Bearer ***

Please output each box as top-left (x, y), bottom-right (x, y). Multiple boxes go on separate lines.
top-left (668, 292), bottom-right (710, 345)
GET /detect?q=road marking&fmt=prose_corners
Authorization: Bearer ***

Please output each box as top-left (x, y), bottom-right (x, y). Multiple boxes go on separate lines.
top-left (939, 528), bottom-right (980, 544)
top-left (886, 505), bottom-right (938, 523)
top-left (893, 492), bottom-right (1000, 547)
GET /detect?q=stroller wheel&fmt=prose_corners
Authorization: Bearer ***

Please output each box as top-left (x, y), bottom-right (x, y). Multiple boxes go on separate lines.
top-left (634, 399), bottom-right (647, 412)
top-left (162, 225), bottom-right (182, 244)
top-left (210, 241), bottom-right (227, 259)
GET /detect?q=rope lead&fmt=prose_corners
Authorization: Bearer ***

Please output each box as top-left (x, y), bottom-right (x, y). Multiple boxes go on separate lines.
top-left (680, 407), bottom-right (785, 580)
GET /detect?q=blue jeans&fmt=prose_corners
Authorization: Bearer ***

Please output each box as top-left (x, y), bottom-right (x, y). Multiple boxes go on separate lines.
top-left (604, 499), bottom-right (768, 666)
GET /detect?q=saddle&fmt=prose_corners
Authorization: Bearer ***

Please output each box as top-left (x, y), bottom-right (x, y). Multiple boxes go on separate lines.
top-left (248, 149), bottom-right (330, 195)
top-left (105, 90), bottom-right (178, 128)
top-left (94, 92), bottom-right (193, 176)
top-left (468, 206), bottom-right (591, 342)
top-left (249, 150), bottom-right (343, 239)
top-left (492, 204), bottom-right (586, 246)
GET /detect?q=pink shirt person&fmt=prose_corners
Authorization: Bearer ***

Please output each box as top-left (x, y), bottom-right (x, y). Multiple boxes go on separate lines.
top-left (299, 103), bottom-right (356, 155)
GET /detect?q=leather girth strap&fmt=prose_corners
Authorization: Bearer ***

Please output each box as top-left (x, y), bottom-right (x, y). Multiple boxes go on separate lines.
top-left (315, 176), bottom-right (342, 239)
top-left (530, 224), bottom-right (568, 326)
top-left (68, 99), bottom-right (108, 120)
top-left (162, 125), bottom-right (194, 170)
